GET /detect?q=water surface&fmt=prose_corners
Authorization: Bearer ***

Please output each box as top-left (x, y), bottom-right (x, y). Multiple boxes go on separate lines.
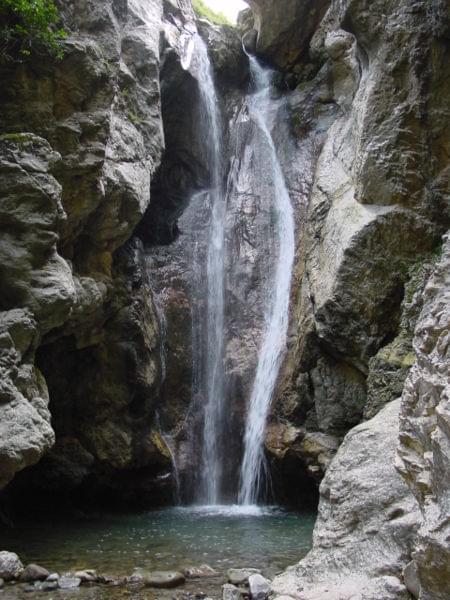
top-left (0, 506), bottom-right (315, 578)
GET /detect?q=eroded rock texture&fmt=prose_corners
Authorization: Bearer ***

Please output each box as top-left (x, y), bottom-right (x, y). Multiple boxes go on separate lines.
top-left (272, 401), bottom-right (420, 600)
top-left (397, 235), bottom-right (450, 600)
top-left (0, 0), bottom-right (195, 506)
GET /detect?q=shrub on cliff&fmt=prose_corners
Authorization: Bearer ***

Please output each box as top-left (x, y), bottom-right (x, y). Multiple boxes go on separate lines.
top-left (192, 0), bottom-right (230, 26)
top-left (0, 0), bottom-right (66, 62)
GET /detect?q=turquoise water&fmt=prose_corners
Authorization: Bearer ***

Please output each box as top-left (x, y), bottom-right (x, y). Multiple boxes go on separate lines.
top-left (0, 506), bottom-right (315, 579)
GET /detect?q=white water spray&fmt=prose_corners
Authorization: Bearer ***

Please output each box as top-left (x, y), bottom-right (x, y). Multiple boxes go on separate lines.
top-left (188, 35), bottom-right (226, 505)
top-left (238, 57), bottom-right (296, 505)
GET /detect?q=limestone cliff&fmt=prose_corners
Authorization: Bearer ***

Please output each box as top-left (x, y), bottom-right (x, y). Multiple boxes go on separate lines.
top-left (0, 0), bottom-right (197, 507)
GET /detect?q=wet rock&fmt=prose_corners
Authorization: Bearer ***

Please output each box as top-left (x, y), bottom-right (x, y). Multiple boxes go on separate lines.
top-left (25, 579), bottom-right (59, 592)
top-left (227, 568), bottom-right (261, 586)
top-left (248, 574), bottom-right (270, 599)
top-left (42, 580), bottom-right (58, 591)
top-left (46, 573), bottom-right (59, 581)
top-left (19, 564), bottom-right (50, 582)
top-left (0, 551), bottom-right (23, 581)
top-left (182, 564), bottom-right (218, 578)
top-left (58, 576), bottom-right (82, 589)
top-left (222, 583), bottom-right (243, 600)
top-left (143, 571), bottom-right (186, 589)
top-left (75, 569), bottom-right (97, 582)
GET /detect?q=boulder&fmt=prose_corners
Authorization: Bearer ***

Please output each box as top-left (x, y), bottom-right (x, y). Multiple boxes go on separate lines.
top-left (248, 573), bottom-right (270, 599)
top-left (0, 551), bottom-right (23, 581)
top-left (19, 564), bottom-right (50, 582)
top-left (272, 401), bottom-right (420, 600)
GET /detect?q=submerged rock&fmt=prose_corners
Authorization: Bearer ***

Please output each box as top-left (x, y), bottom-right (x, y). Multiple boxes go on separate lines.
top-left (182, 564), bottom-right (218, 578)
top-left (143, 570), bottom-right (186, 588)
top-left (58, 576), bottom-right (82, 589)
top-left (0, 551), bottom-right (23, 581)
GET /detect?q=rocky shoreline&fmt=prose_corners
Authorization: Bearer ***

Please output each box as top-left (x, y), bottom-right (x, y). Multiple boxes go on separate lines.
top-left (0, 552), bottom-right (273, 600)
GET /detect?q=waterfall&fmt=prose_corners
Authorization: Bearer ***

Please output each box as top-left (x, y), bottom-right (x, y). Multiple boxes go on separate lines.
top-left (188, 35), bottom-right (226, 505)
top-left (238, 57), bottom-right (296, 505)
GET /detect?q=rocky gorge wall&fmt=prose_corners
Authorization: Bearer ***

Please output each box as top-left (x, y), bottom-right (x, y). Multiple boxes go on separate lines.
top-left (0, 0), bottom-right (202, 509)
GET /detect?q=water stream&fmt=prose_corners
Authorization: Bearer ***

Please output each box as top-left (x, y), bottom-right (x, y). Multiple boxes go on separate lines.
top-left (188, 35), bottom-right (227, 505)
top-left (238, 58), bottom-right (296, 505)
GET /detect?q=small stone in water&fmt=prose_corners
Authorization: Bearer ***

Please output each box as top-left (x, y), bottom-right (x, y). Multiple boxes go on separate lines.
top-left (143, 571), bottom-right (186, 589)
top-left (58, 576), bottom-right (82, 589)
top-left (75, 570), bottom-right (97, 582)
top-left (41, 581), bottom-right (59, 591)
top-left (19, 563), bottom-right (50, 582)
top-left (248, 574), bottom-right (271, 599)
top-left (183, 565), bottom-right (218, 579)
top-left (227, 569), bottom-right (261, 586)
top-left (46, 573), bottom-right (60, 581)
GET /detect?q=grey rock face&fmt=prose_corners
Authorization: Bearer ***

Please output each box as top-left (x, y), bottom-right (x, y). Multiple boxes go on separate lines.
top-left (0, 551), bottom-right (23, 581)
top-left (272, 401), bottom-right (420, 600)
top-left (0, 310), bottom-right (54, 488)
top-left (247, 0), bottom-right (331, 70)
top-left (365, 258), bottom-right (435, 420)
top-left (397, 235), bottom-right (450, 600)
top-left (0, 135), bottom-right (75, 334)
top-left (0, 0), bottom-right (195, 500)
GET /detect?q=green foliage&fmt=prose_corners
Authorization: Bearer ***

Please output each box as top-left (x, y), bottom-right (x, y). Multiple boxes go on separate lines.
top-left (0, 0), bottom-right (67, 63)
top-left (192, 0), bottom-right (231, 26)
top-left (0, 132), bottom-right (31, 142)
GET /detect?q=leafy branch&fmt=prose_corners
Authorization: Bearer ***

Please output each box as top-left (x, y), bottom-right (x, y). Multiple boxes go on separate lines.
top-left (0, 0), bottom-right (67, 63)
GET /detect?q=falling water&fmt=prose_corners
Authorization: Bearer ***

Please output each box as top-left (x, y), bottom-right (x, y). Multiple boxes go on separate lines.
top-left (188, 35), bottom-right (226, 504)
top-left (238, 57), bottom-right (296, 505)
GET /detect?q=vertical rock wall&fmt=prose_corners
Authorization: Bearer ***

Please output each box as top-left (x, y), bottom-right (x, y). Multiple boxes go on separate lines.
top-left (0, 0), bottom-right (196, 506)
